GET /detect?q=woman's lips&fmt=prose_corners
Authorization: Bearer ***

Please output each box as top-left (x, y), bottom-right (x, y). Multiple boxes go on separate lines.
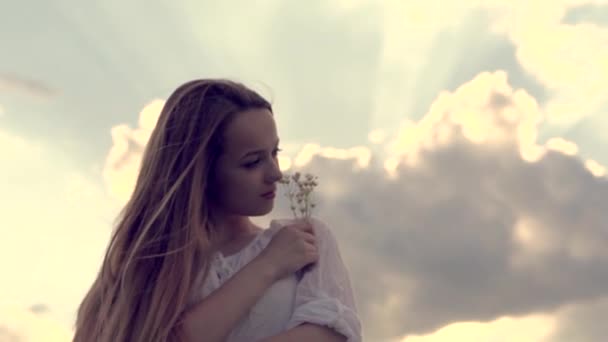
top-left (261, 191), bottom-right (276, 198)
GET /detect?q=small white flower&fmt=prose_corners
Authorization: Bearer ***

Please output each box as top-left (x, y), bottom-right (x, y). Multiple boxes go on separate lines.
top-left (279, 171), bottom-right (319, 219)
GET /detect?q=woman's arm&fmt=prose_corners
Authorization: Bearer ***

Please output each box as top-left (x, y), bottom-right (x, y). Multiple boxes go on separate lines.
top-left (278, 218), bottom-right (362, 341)
top-left (181, 256), bottom-right (278, 342)
top-left (259, 323), bottom-right (346, 342)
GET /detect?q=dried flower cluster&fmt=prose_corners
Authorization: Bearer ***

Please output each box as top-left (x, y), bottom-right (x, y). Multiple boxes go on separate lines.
top-left (278, 171), bottom-right (319, 219)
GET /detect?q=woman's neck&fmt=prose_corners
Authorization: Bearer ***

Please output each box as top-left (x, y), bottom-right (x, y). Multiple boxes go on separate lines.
top-left (210, 214), bottom-right (259, 244)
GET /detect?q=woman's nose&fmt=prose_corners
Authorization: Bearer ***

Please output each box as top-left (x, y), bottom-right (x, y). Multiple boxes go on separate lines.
top-left (268, 160), bottom-right (283, 183)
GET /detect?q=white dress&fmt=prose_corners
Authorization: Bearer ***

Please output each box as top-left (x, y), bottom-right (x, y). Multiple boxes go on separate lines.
top-left (187, 217), bottom-right (362, 342)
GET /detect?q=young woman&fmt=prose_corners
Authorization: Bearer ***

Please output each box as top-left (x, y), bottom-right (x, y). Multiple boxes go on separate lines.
top-left (73, 79), bottom-right (361, 342)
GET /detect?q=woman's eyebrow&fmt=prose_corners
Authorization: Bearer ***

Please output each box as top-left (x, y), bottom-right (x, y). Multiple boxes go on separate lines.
top-left (241, 139), bottom-right (280, 158)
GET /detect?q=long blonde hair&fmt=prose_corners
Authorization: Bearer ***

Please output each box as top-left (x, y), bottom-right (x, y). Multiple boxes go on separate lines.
top-left (73, 79), bottom-right (273, 342)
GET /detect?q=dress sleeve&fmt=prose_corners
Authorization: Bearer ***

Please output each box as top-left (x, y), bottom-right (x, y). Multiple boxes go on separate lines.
top-left (284, 217), bottom-right (362, 342)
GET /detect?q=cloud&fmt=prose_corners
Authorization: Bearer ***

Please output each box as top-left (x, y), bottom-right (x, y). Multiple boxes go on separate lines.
top-left (563, 2), bottom-right (608, 26)
top-left (400, 295), bottom-right (608, 342)
top-left (405, 8), bottom-right (549, 123)
top-left (584, 159), bottom-right (606, 177)
top-left (0, 305), bottom-right (72, 342)
top-left (0, 73), bottom-right (57, 100)
top-left (402, 313), bottom-right (556, 342)
top-left (368, 129), bottom-right (387, 145)
top-left (544, 295), bottom-right (608, 342)
top-left (479, 0), bottom-right (608, 126)
top-left (0, 127), bottom-right (118, 334)
top-left (102, 99), bottom-right (164, 204)
top-left (272, 71), bottom-right (608, 341)
top-left (27, 304), bottom-right (49, 315)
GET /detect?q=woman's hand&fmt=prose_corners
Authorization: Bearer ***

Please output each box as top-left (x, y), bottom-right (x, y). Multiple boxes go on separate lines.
top-left (257, 219), bottom-right (318, 281)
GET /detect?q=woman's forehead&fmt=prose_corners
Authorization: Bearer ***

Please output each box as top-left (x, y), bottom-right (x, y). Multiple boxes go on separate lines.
top-left (223, 108), bottom-right (278, 155)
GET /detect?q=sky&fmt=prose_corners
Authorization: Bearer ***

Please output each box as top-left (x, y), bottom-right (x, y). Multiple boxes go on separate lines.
top-left (1, 0), bottom-right (608, 341)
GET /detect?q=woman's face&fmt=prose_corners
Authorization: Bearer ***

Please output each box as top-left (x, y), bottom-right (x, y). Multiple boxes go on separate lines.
top-left (209, 108), bottom-right (283, 217)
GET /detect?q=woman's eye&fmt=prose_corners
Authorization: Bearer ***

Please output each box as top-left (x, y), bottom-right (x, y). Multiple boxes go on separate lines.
top-left (244, 160), bottom-right (260, 168)
top-left (244, 148), bottom-right (281, 169)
